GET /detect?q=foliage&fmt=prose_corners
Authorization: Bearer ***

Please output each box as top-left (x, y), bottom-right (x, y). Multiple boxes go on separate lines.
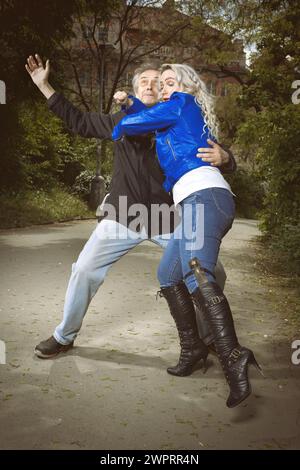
top-left (236, 105), bottom-right (300, 231)
top-left (56, 0), bottom-right (193, 112)
top-left (0, 100), bottom-right (99, 192)
top-left (226, 169), bottom-right (264, 219)
top-left (72, 169), bottom-right (95, 199)
top-left (266, 223), bottom-right (300, 276)
top-left (0, 0), bottom-right (299, 283)
top-left (0, 187), bottom-right (94, 229)
top-left (0, 0), bottom-right (76, 102)
top-left (184, 0), bottom-right (300, 275)
top-left (232, 0), bottom-right (300, 275)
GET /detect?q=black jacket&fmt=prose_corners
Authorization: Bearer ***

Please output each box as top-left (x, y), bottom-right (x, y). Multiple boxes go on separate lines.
top-left (48, 92), bottom-right (236, 236)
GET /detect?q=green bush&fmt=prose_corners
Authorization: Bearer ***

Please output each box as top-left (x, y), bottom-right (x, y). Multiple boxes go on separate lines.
top-left (226, 168), bottom-right (264, 219)
top-left (72, 170), bottom-right (95, 200)
top-left (1, 99), bottom-right (100, 192)
top-left (236, 104), bottom-right (300, 275)
top-left (0, 187), bottom-right (94, 229)
top-left (265, 222), bottom-right (300, 276)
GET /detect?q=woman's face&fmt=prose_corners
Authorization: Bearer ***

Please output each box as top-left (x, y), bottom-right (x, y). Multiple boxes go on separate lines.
top-left (160, 69), bottom-right (181, 101)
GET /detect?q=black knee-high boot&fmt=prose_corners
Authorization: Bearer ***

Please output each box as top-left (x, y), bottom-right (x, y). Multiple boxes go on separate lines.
top-left (194, 297), bottom-right (215, 349)
top-left (158, 282), bottom-right (209, 376)
top-left (190, 258), bottom-right (261, 408)
top-left (190, 260), bottom-right (262, 408)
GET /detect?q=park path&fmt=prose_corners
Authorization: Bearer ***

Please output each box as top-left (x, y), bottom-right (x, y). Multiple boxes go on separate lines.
top-left (0, 218), bottom-right (299, 450)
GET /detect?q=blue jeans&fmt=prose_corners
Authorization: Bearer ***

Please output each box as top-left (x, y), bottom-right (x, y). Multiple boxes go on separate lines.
top-left (157, 188), bottom-right (235, 293)
top-left (54, 220), bottom-right (170, 344)
top-left (54, 218), bottom-right (227, 345)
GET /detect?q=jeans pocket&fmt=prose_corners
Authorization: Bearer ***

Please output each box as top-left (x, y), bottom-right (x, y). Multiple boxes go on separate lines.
top-left (210, 188), bottom-right (235, 221)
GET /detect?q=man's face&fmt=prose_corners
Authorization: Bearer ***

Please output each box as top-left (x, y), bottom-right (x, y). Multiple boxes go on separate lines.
top-left (136, 69), bottom-right (160, 106)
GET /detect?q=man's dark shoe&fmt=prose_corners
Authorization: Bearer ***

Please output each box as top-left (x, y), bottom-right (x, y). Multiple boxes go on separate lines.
top-left (34, 336), bottom-right (74, 359)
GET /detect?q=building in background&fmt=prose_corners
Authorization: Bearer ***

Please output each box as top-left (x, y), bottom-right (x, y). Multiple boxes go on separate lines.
top-left (62, 1), bottom-right (246, 110)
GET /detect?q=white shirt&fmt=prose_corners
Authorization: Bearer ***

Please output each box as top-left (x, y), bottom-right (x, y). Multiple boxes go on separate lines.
top-left (172, 166), bottom-right (234, 206)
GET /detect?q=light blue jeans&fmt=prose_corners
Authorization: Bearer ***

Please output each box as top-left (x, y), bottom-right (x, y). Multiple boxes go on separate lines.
top-left (54, 219), bottom-right (227, 345)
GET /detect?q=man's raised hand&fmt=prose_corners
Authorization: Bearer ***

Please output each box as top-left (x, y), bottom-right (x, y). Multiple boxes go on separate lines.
top-left (25, 54), bottom-right (55, 99)
top-left (114, 91), bottom-right (131, 106)
top-left (25, 54), bottom-right (50, 87)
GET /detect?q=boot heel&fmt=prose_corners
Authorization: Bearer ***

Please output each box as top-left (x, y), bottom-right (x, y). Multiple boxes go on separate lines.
top-left (202, 350), bottom-right (209, 374)
top-left (249, 352), bottom-right (264, 377)
top-left (202, 357), bottom-right (209, 374)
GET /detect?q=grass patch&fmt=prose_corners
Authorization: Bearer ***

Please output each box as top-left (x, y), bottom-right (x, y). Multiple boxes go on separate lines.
top-left (0, 187), bottom-right (95, 229)
top-left (255, 238), bottom-right (300, 338)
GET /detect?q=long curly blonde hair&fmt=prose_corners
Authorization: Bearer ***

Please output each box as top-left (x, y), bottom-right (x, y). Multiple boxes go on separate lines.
top-left (160, 63), bottom-right (219, 140)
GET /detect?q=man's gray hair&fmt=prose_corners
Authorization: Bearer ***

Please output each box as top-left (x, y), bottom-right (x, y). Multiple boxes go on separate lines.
top-left (132, 61), bottom-right (160, 95)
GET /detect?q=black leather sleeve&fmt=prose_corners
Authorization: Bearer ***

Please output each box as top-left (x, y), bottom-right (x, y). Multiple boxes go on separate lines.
top-left (47, 92), bottom-right (120, 140)
top-left (219, 145), bottom-right (237, 174)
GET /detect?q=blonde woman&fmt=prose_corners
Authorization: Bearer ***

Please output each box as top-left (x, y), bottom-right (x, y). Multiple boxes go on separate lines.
top-left (113, 64), bottom-right (262, 408)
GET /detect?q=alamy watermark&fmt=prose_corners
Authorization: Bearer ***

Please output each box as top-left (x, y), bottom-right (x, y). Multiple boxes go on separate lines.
top-left (0, 80), bottom-right (6, 104)
top-left (291, 340), bottom-right (300, 365)
top-left (291, 80), bottom-right (300, 104)
top-left (97, 196), bottom-right (205, 250)
top-left (0, 340), bottom-right (6, 365)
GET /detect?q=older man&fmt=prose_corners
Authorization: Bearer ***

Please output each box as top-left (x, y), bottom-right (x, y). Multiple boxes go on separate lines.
top-left (26, 55), bottom-right (236, 360)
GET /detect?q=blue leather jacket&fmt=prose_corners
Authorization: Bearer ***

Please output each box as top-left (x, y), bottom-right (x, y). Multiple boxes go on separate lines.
top-left (112, 92), bottom-right (214, 192)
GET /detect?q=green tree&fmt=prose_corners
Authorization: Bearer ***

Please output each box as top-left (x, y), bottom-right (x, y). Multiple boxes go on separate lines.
top-left (0, 0), bottom-right (76, 101)
top-left (182, 0), bottom-right (300, 273)
top-left (233, 0), bottom-right (300, 273)
top-left (0, 0), bottom-right (78, 193)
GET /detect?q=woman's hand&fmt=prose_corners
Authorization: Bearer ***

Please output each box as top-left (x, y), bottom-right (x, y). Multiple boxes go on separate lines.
top-left (114, 91), bottom-right (132, 107)
top-left (25, 54), bottom-right (55, 99)
top-left (197, 139), bottom-right (230, 167)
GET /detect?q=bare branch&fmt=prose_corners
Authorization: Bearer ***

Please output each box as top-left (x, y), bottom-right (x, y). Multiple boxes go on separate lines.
top-left (54, 39), bottom-right (90, 111)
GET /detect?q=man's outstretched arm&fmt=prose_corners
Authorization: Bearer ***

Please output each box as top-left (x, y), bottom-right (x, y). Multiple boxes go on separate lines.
top-left (25, 54), bottom-right (115, 139)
